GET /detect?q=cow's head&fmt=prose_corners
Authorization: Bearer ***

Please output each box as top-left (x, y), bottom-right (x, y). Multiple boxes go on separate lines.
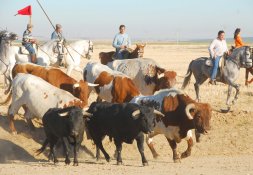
top-left (72, 80), bottom-right (89, 107)
top-left (156, 71), bottom-right (177, 91)
top-left (135, 43), bottom-right (146, 58)
top-left (132, 106), bottom-right (164, 134)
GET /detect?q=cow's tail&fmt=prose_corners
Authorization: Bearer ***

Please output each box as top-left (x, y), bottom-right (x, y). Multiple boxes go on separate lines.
top-left (181, 60), bottom-right (193, 90)
top-left (35, 139), bottom-right (49, 156)
top-left (0, 90), bottom-right (12, 106)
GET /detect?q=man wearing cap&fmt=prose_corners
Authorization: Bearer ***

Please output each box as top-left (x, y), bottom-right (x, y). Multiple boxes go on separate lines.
top-left (51, 24), bottom-right (65, 65)
top-left (22, 24), bottom-right (37, 63)
top-left (51, 24), bottom-right (64, 40)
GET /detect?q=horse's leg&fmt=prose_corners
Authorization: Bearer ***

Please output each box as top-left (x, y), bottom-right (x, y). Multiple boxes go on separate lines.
top-left (245, 68), bottom-right (249, 86)
top-left (247, 68), bottom-right (253, 84)
top-left (194, 76), bottom-right (208, 102)
top-left (226, 85), bottom-right (233, 106)
top-left (232, 83), bottom-right (240, 105)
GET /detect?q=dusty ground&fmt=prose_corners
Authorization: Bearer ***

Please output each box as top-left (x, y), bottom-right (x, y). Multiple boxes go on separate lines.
top-left (0, 42), bottom-right (253, 175)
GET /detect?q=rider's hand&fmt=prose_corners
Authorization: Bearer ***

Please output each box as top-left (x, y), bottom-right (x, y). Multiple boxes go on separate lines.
top-left (120, 45), bottom-right (126, 49)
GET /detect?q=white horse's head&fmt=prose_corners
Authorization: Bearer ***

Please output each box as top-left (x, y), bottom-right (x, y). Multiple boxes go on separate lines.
top-left (0, 30), bottom-right (18, 45)
top-left (69, 40), bottom-right (93, 59)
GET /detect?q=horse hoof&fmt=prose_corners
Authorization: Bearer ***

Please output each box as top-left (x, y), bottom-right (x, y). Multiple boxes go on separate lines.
top-left (173, 158), bottom-right (181, 163)
top-left (143, 162), bottom-right (148, 166)
top-left (117, 161), bottom-right (123, 165)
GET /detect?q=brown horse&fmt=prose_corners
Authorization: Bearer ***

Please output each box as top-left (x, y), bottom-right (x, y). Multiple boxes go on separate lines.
top-left (99, 44), bottom-right (146, 65)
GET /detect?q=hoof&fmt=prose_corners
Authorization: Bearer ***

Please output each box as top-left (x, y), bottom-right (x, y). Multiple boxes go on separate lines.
top-left (11, 131), bottom-right (17, 135)
top-left (73, 161), bottom-right (78, 166)
top-left (105, 157), bottom-right (111, 162)
top-left (181, 152), bottom-right (190, 159)
top-left (143, 162), bottom-right (148, 166)
top-left (173, 158), bottom-right (181, 163)
top-left (54, 159), bottom-right (59, 164)
top-left (117, 161), bottom-right (123, 165)
top-left (65, 158), bottom-right (71, 165)
top-left (153, 154), bottom-right (159, 159)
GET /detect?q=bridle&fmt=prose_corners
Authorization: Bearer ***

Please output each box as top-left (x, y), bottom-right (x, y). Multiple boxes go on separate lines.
top-left (85, 40), bottom-right (93, 59)
top-left (228, 46), bottom-right (252, 69)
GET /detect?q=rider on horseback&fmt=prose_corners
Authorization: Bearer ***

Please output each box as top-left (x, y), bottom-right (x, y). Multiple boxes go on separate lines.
top-left (51, 24), bottom-right (65, 66)
top-left (208, 30), bottom-right (229, 85)
top-left (112, 25), bottom-right (131, 59)
top-left (22, 24), bottom-right (37, 64)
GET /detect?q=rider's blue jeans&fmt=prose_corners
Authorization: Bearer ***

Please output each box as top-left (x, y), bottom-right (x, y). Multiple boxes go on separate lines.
top-left (23, 43), bottom-right (35, 55)
top-left (211, 56), bottom-right (222, 80)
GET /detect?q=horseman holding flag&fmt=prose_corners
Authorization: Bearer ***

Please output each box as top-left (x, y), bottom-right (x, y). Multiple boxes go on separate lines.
top-left (16, 5), bottom-right (37, 63)
top-left (22, 24), bottom-right (37, 63)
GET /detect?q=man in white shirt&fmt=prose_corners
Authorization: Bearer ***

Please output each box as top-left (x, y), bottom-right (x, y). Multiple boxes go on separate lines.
top-left (208, 30), bottom-right (229, 85)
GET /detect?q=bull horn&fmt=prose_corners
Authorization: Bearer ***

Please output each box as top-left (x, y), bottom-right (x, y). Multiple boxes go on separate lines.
top-left (132, 109), bottom-right (141, 120)
top-left (157, 73), bottom-right (165, 79)
top-left (73, 83), bottom-right (79, 88)
top-left (185, 103), bottom-right (195, 120)
top-left (154, 110), bottom-right (165, 117)
top-left (88, 83), bottom-right (99, 87)
top-left (82, 110), bottom-right (93, 117)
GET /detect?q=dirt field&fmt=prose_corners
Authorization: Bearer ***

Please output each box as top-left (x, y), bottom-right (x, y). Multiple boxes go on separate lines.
top-left (0, 42), bottom-right (253, 175)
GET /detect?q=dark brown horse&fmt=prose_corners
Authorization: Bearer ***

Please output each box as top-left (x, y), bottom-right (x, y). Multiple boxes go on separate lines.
top-left (99, 44), bottom-right (146, 65)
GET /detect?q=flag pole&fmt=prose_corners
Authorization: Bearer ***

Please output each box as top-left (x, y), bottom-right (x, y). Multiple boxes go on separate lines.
top-left (29, 15), bottom-right (32, 25)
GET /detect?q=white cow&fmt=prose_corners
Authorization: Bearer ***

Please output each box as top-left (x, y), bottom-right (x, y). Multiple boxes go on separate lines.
top-left (106, 58), bottom-right (177, 95)
top-left (8, 73), bottom-right (86, 134)
top-left (130, 88), bottom-right (211, 162)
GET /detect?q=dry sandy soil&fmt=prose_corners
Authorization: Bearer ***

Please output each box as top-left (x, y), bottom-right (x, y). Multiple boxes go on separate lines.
top-left (0, 42), bottom-right (253, 175)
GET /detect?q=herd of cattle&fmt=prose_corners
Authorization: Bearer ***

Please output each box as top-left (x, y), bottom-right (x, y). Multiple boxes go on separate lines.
top-left (0, 56), bottom-right (212, 166)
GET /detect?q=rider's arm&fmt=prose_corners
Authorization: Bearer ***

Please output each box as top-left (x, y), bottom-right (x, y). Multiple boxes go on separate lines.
top-left (208, 39), bottom-right (216, 58)
top-left (112, 34), bottom-right (121, 49)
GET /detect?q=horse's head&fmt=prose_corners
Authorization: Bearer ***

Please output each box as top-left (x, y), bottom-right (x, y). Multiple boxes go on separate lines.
top-left (135, 43), bottom-right (146, 58)
top-left (230, 46), bottom-right (252, 68)
top-left (0, 30), bottom-right (18, 44)
top-left (86, 40), bottom-right (93, 59)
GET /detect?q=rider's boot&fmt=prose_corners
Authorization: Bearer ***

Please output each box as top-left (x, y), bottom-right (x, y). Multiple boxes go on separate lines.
top-left (31, 54), bottom-right (37, 64)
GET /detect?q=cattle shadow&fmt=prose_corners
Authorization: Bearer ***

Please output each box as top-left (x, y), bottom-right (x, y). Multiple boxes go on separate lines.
top-left (0, 139), bottom-right (40, 163)
top-left (0, 115), bottom-right (96, 159)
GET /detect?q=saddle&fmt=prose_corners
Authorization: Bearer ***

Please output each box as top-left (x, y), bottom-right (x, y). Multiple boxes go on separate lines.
top-left (19, 44), bottom-right (38, 55)
top-left (205, 54), bottom-right (227, 69)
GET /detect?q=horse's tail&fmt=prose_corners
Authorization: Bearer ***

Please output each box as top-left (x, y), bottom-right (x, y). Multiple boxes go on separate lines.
top-left (0, 90), bottom-right (12, 106)
top-left (181, 60), bottom-right (193, 90)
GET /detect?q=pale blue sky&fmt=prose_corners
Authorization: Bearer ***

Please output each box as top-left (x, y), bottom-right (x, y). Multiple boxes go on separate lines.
top-left (1, 0), bottom-right (252, 41)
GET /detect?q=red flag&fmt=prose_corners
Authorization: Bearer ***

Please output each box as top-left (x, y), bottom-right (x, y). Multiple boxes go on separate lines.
top-left (15, 5), bottom-right (32, 16)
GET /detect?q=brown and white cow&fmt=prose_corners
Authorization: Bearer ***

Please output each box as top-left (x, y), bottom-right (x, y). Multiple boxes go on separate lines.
top-left (131, 88), bottom-right (211, 162)
top-left (105, 58), bottom-right (177, 95)
top-left (8, 63), bottom-right (97, 107)
top-left (83, 62), bottom-right (140, 103)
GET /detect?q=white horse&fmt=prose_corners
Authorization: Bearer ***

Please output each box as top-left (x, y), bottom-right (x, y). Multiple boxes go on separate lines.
top-left (0, 30), bottom-right (18, 87)
top-left (8, 39), bottom-right (93, 75)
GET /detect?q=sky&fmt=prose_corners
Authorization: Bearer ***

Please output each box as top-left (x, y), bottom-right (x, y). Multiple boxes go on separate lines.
top-left (0, 0), bottom-right (253, 41)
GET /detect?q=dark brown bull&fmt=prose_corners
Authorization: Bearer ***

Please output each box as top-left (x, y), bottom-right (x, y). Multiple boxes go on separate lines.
top-left (99, 44), bottom-right (146, 65)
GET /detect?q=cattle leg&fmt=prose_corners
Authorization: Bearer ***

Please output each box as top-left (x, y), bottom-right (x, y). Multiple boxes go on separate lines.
top-left (73, 140), bottom-right (80, 166)
top-left (114, 139), bottom-right (123, 165)
top-left (136, 133), bottom-right (148, 166)
top-left (23, 106), bottom-right (36, 131)
top-left (95, 140), bottom-right (110, 162)
top-left (62, 138), bottom-right (71, 165)
top-left (181, 137), bottom-right (193, 159)
top-left (146, 132), bottom-right (159, 159)
top-left (96, 145), bottom-right (101, 160)
top-left (167, 138), bottom-right (180, 163)
top-left (8, 114), bottom-right (17, 134)
top-left (48, 138), bottom-right (58, 164)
